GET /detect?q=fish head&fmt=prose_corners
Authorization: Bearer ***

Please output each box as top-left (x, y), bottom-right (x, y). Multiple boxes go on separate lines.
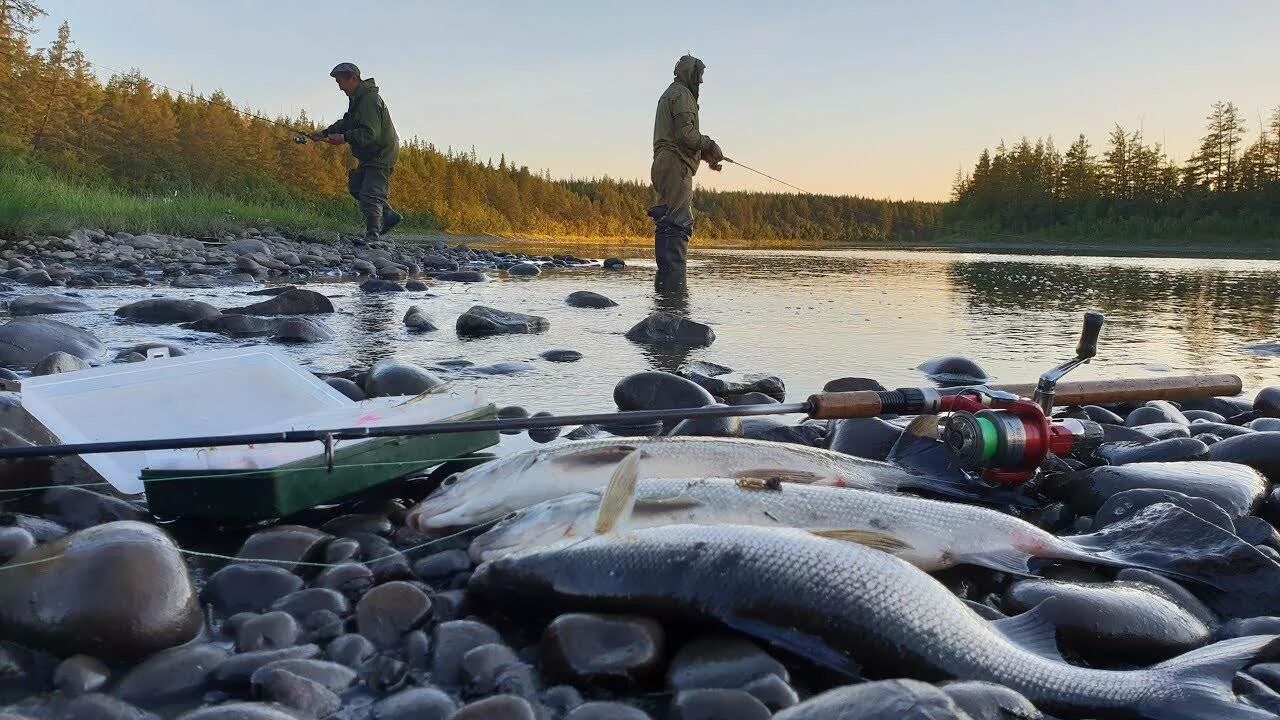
top-left (407, 452), bottom-right (543, 530)
top-left (468, 492), bottom-right (599, 562)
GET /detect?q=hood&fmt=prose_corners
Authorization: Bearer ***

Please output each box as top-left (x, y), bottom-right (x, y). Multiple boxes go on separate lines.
top-left (352, 78), bottom-right (379, 99)
top-left (673, 55), bottom-right (705, 98)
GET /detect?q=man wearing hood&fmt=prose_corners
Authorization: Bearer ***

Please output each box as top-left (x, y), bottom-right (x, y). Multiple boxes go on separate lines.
top-left (311, 63), bottom-right (401, 243)
top-left (649, 55), bottom-right (724, 286)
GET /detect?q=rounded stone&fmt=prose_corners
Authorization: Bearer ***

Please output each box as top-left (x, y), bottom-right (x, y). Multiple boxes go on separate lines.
top-left (540, 349), bottom-right (583, 363)
top-left (364, 358), bottom-right (446, 397)
top-left (1208, 432), bottom-right (1280, 481)
top-left (8, 293), bottom-right (92, 315)
top-left (432, 619), bottom-right (501, 687)
top-left (313, 562), bottom-right (375, 599)
top-left (115, 298), bottom-right (221, 324)
top-left (614, 371), bottom-right (715, 413)
top-left (741, 673), bottom-right (799, 712)
top-left (325, 633), bottom-right (376, 669)
top-left (113, 643), bottom-right (230, 705)
top-left (412, 549), bottom-right (472, 582)
top-left (249, 658), bottom-right (357, 693)
top-left (404, 305), bottom-right (437, 331)
top-left (826, 417), bottom-right (903, 461)
top-left (0, 521), bottom-right (200, 662)
top-left (1095, 437), bottom-right (1209, 465)
top-left (508, 262), bottom-right (541, 277)
top-left (356, 581), bottom-right (432, 649)
top-left (225, 288), bottom-right (334, 315)
top-left (542, 613), bottom-right (665, 687)
top-left (671, 689), bottom-right (771, 720)
top-left (565, 290), bottom-right (617, 308)
top-left (566, 702), bottom-right (651, 720)
top-left (253, 667), bottom-right (341, 718)
top-left (175, 702), bottom-right (300, 720)
top-left (1256, 387), bottom-right (1280, 417)
top-left (624, 312), bottom-right (714, 347)
top-left (53, 654), bottom-right (110, 695)
top-left (435, 270), bottom-right (488, 282)
top-left (603, 258), bottom-right (626, 269)
top-left (0, 317), bottom-right (103, 367)
top-left (371, 686), bottom-right (458, 720)
top-left (916, 356), bottom-right (989, 386)
top-left (235, 525), bottom-right (332, 573)
top-left (235, 611), bottom-right (300, 652)
top-left (211, 645), bottom-right (321, 689)
top-left (271, 588), bottom-right (350, 620)
top-left (325, 377), bottom-right (366, 401)
top-left (941, 681), bottom-right (1042, 720)
top-left (271, 316), bottom-right (334, 343)
top-left (456, 305), bottom-right (549, 337)
top-left (361, 278), bottom-right (406, 293)
top-left (773, 679), bottom-right (966, 720)
top-left (452, 695), bottom-right (537, 720)
top-left (201, 563), bottom-right (303, 616)
top-left (666, 635), bottom-right (788, 691)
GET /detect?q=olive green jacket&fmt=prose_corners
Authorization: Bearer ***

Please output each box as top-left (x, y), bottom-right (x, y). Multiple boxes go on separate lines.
top-left (652, 56), bottom-right (713, 174)
top-left (324, 78), bottom-right (399, 168)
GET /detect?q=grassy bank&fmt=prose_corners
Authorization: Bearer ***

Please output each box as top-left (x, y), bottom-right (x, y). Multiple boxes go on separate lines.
top-left (0, 164), bottom-right (441, 240)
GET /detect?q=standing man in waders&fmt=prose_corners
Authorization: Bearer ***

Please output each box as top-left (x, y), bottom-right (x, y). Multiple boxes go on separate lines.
top-left (649, 55), bottom-right (724, 290)
top-left (311, 63), bottom-right (401, 244)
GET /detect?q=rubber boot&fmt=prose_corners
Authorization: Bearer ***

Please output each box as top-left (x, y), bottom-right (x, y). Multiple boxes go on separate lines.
top-left (383, 207), bottom-right (403, 234)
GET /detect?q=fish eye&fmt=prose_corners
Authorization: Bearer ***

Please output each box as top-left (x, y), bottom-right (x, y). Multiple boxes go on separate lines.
top-left (442, 475), bottom-right (458, 487)
top-left (501, 511), bottom-right (519, 522)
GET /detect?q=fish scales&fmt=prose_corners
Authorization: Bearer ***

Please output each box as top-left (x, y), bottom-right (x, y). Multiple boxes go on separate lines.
top-left (471, 525), bottom-right (1280, 719)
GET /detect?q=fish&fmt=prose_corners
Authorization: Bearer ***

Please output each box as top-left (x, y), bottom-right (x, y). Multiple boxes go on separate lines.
top-left (469, 523), bottom-right (1280, 719)
top-left (406, 436), bottom-right (923, 530)
top-left (468, 466), bottom-right (1171, 578)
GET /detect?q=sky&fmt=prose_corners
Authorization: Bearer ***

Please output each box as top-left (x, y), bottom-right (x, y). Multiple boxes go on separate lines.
top-left (28, 0), bottom-right (1280, 201)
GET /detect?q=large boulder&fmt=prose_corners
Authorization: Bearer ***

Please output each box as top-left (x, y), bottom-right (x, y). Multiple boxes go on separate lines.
top-left (31, 351), bottom-right (90, 376)
top-left (625, 312), bottom-right (714, 347)
top-left (225, 288), bottom-right (334, 316)
top-left (364, 359), bottom-right (446, 397)
top-left (0, 521), bottom-right (201, 662)
top-left (271, 317), bottom-right (335, 344)
top-left (8, 294), bottom-right (93, 315)
top-left (115, 298), bottom-right (221, 324)
top-left (0, 317), bottom-right (103, 367)
top-left (456, 306), bottom-right (549, 337)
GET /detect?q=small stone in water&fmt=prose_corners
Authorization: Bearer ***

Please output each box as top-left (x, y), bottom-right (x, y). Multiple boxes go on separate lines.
top-left (540, 349), bottom-right (583, 363)
top-left (235, 611), bottom-right (300, 652)
top-left (53, 654), bottom-right (110, 696)
top-left (452, 695), bottom-right (537, 720)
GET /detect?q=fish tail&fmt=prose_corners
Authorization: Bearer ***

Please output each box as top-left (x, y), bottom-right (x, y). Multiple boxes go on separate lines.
top-left (1140, 635), bottom-right (1280, 720)
top-left (594, 448), bottom-right (641, 535)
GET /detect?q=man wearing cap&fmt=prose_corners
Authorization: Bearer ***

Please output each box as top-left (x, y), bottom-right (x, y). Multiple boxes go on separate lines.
top-left (649, 54), bottom-right (724, 287)
top-left (311, 63), bottom-right (401, 243)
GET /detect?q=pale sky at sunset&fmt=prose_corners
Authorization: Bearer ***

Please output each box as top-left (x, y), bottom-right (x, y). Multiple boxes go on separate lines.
top-left (30, 0), bottom-right (1280, 201)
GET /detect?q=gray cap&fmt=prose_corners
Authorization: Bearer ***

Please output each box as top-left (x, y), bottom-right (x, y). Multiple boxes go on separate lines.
top-left (329, 63), bottom-right (360, 78)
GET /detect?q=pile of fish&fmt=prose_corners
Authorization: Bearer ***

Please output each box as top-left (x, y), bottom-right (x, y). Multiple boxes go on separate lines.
top-left (398, 408), bottom-right (1280, 719)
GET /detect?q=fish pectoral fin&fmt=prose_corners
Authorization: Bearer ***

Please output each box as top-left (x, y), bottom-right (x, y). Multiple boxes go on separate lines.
top-left (962, 547), bottom-right (1037, 576)
top-left (809, 529), bottom-right (911, 554)
top-left (990, 600), bottom-right (1066, 663)
top-left (555, 444), bottom-right (641, 468)
top-left (593, 448), bottom-right (642, 535)
top-left (733, 468), bottom-right (824, 486)
top-left (724, 614), bottom-right (863, 679)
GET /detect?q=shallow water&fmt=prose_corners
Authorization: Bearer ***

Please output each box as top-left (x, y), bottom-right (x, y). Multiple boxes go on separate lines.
top-left (14, 245), bottom-right (1280, 415)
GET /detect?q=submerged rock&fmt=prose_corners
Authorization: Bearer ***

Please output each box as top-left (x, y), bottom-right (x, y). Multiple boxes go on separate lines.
top-left (270, 316), bottom-right (334, 343)
top-left (565, 290), bottom-right (617, 308)
top-left (0, 521), bottom-right (200, 662)
top-left (325, 377), bottom-right (366, 401)
top-left (403, 305), bottom-right (437, 331)
top-left (0, 317), bottom-right (103, 367)
top-left (31, 350), bottom-right (89, 375)
top-left (8, 293), bottom-right (92, 315)
top-left (364, 358), bottom-right (446, 397)
top-left (917, 356), bottom-right (989, 386)
top-left (540, 349), bottom-right (583, 363)
top-left (182, 313), bottom-right (280, 338)
top-left (115, 298), bottom-right (221, 324)
top-left (225, 287), bottom-right (334, 315)
top-left (625, 312), bottom-right (714, 347)
top-left (456, 305), bottom-right (549, 337)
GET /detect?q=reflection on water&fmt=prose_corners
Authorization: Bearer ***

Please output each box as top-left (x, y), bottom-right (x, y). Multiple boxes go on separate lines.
top-left (13, 247), bottom-right (1280, 415)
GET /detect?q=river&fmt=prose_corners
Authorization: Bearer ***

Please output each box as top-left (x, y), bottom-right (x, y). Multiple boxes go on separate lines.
top-left (50, 244), bottom-right (1280, 414)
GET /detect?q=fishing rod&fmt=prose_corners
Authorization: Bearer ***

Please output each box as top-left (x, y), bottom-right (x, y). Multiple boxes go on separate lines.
top-left (722, 157), bottom-right (812, 194)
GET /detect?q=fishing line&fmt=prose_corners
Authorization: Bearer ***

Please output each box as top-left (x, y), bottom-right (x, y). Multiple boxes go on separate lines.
top-left (723, 157), bottom-right (812, 195)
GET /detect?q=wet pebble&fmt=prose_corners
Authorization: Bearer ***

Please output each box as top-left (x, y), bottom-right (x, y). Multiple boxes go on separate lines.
top-left (250, 658), bottom-right (356, 693)
top-left (667, 635), bottom-right (788, 690)
top-left (211, 645), bottom-right (320, 689)
top-left (671, 689), bottom-right (771, 720)
top-left (451, 694), bottom-right (537, 720)
top-left (625, 312), bottom-right (715, 347)
top-left (0, 526), bottom-right (35, 562)
top-left (1208, 432), bottom-right (1280, 481)
top-left (253, 667), bottom-right (340, 718)
top-left (1126, 401), bottom-right (1188, 426)
top-left (541, 685), bottom-right (585, 718)
top-left (1221, 617), bottom-right (1280, 639)
top-left (113, 643), bottom-right (230, 706)
top-left (203, 563), bottom-right (304, 616)
top-left (565, 702), bottom-right (650, 720)
top-left (826, 417), bottom-right (903, 461)
top-left (430, 589), bottom-right (470, 623)
top-left (413, 549), bottom-right (472, 582)
top-left (941, 681), bottom-right (1041, 720)
top-left (774, 679), bottom-right (967, 720)
top-left (404, 305), bottom-right (437, 331)
top-left (360, 278), bottom-right (405, 293)
top-left (356, 581), bottom-right (433, 649)
top-left (917, 355), bottom-right (989, 386)
top-left (53, 654), bottom-right (110, 696)
top-left (372, 686), bottom-right (458, 720)
top-left (1067, 461), bottom-right (1266, 517)
top-left (313, 562), bottom-right (374, 599)
top-left (456, 305), bottom-right (549, 336)
top-left (542, 613), bottom-right (665, 687)
top-left (667, 403), bottom-right (742, 438)
top-left (741, 673), bottom-right (799, 712)
top-left (1129, 422), bottom-right (1191, 439)
top-left (614, 371), bottom-right (715, 414)
top-left (1092, 487), bottom-right (1234, 532)
top-left (236, 525), bottom-right (332, 574)
top-left (1003, 578), bottom-right (1212, 665)
top-left (540, 349), bottom-right (582, 363)
top-left (323, 537), bottom-right (363, 564)
top-left (175, 701), bottom-right (299, 720)
top-left (433, 619), bottom-right (501, 687)
top-left (364, 358), bottom-right (446, 397)
top-left (271, 588), bottom-right (350, 621)
top-left (236, 611), bottom-right (300, 652)
top-left (1256, 387), bottom-right (1280, 416)
top-left (1094, 437), bottom-right (1208, 465)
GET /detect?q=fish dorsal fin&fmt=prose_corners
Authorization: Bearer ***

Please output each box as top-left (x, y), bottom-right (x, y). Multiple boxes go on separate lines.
top-left (593, 448), bottom-right (642, 534)
top-left (809, 529), bottom-right (911, 554)
top-left (554, 444), bottom-right (640, 468)
top-left (990, 600), bottom-right (1065, 663)
top-left (734, 468), bottom-right (825, 485)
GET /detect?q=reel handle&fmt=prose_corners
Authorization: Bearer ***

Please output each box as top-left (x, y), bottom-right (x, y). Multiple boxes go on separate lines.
top-left (1076, 311), bottom-right (1105, 360)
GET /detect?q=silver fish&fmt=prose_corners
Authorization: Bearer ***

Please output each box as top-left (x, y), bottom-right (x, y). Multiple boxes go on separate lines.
top-left (469, 474), bottom-right (1104, 573)
top-left (406, 436), bottom-right (919, 530)
top-left (470, 524), bottom-right (1280, 720)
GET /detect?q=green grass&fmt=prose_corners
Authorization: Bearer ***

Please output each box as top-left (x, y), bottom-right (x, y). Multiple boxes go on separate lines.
top-left (0, 165), bottom-right (441, 240)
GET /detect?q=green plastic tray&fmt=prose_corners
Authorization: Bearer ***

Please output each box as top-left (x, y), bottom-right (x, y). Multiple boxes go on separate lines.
top-left (142, 405), bottom-right (498, 520)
